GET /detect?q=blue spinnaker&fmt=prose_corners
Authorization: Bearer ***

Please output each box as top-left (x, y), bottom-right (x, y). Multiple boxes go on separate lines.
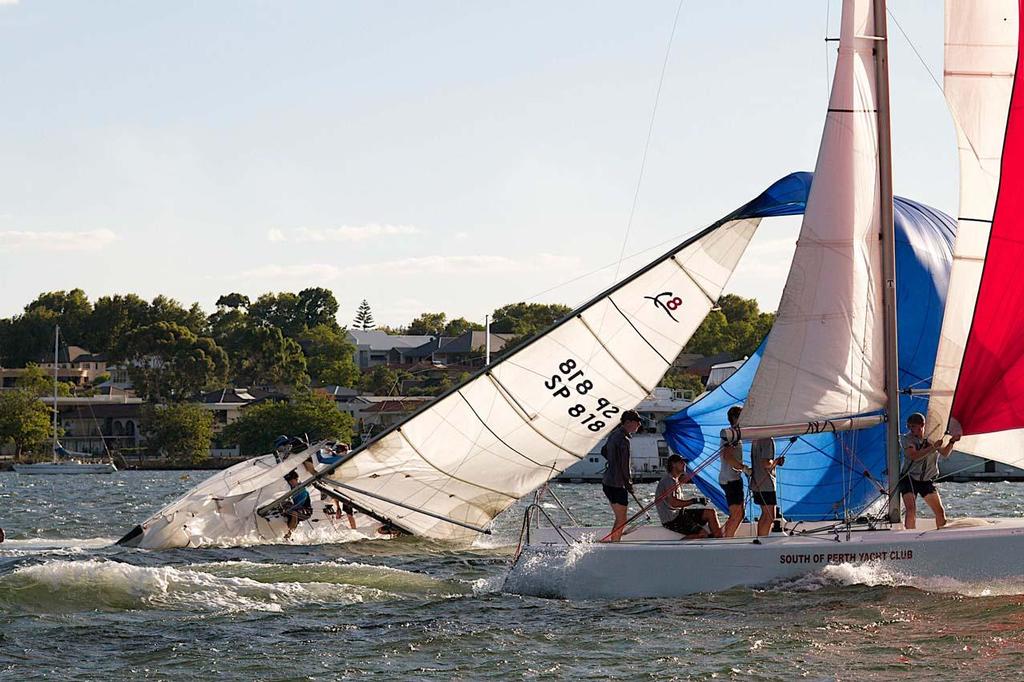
top-left (663, 174), bottom-right (955, 521)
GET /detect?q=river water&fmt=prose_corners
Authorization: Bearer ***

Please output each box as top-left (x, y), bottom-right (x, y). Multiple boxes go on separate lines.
top-left (2, 471), bottom-right (1024, 680)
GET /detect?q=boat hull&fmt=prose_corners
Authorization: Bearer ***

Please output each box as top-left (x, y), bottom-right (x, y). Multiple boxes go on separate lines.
top-left (504, 518), bottom-right (1024, 599)
top-left (13, 462), bottom-right (117, 474)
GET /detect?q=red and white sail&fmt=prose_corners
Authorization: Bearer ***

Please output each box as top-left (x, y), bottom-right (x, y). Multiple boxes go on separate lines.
top-left (742, 0), bottom-right (886, 427)
top-left (927, 1), bottom-right (1023, 462)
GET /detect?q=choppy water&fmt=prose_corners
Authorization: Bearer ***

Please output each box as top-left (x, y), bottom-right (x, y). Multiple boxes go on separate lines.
top-left (2, 472), bottom-right (1024, 680)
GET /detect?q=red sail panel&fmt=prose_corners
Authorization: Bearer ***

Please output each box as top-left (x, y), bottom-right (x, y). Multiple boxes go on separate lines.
top-left (952, 4), bottom-right (1024, 435)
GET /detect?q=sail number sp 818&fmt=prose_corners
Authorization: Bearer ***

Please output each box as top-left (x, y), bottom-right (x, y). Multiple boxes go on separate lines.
top-left (543, 358), bottom-right (621, 431)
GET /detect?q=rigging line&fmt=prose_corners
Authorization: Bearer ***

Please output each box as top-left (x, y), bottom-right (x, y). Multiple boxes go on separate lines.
top-left (824, 0), bottom-right (833, 102)
top-left (611, 0), bottom-right (686, 285)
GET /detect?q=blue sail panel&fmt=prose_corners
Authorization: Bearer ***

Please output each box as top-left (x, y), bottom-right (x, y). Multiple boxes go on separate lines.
top-left (663, 181), bottom-right (956, 521)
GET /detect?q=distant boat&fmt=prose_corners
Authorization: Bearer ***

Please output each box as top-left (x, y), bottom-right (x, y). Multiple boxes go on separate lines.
top-left (13, 326), bottom-right (117, 476)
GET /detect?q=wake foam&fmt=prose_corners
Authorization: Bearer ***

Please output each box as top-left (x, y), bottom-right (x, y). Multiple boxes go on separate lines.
top-left (501, 535), bottom-right (598, 598)
top-left (778, 562), bottom-right (1024, 597)
top-left (0, 537), bottom-right (115, 557)
top-left (0, 559), bottom-right (421, 613)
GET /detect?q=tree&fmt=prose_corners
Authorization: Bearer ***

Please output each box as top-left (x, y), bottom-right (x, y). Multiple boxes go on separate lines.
top-left (249, 292), bottom-right (302, 336)
top-left (16, 364), bottom-right (72, 398)
top-left (83, 293), bottom-right (152, 356)
top-left (353, 299), bottom-right (376, 331)
top-left (225, 323), bottom-right (309, 388)
top-left (299, 324), bottom-right (360, 388)
top-left (490, 302), bottom-right (571, 336)
top-left (683, 294), bottom-right (774, 358)
top-left (443, 317), bottom-right (484, 336)
top-left (0, 390), bottom-right (53, 456)
top-left (297, 287), bottom-right (340, 331)
top-left (24, 289), bottom-right (93, 344)
top-left (406, 312), bottom-right (447, 336)
top-left (360, 365), bottom-right (404, 395)
top-left (141, 403), bottom-right (214, 464)
top-left (123, 322), bottom-right (229, 402)
top-left (221, 392), bottom-right (354, 456)
top-left (215, 293), bottom-right (250, 310)
top-left (661, 371), bottom-right (706, 397)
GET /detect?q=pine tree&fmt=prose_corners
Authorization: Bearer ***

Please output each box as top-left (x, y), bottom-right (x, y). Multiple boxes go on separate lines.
top-left (353, 299), bottom-right (376, 331)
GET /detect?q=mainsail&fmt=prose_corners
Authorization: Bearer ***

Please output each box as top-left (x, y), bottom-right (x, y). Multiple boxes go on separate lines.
top-left (741, 0), bottom-right (887, 427)
top-left (927, 1), bottom-right (1024, 449)
top-left (266, 175), bottom-right (811, 540)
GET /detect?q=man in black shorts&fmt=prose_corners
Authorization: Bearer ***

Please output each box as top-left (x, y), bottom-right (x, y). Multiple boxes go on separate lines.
top-left (656, 455), bottom-right (722, 539)
top-left (899, 412), bottom-right (959, 529)
top-left (720, 405), bottom-right (751, 537)
top-left (601, 410), bottom-right (643, 542)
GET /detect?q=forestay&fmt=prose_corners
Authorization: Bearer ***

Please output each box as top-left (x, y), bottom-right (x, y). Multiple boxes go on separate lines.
top-left (742, 0), bottom-right (886, 428)
top-left (313, 176), bottom-right (811, 540)
top-left (927, 0), bottom-right (1024, 471)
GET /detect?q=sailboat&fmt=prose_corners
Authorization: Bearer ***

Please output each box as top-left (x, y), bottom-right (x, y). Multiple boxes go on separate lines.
top-left (13, 326), bottom-right (116, 475)
top-left (501, 0), bottom-right (1024, 598)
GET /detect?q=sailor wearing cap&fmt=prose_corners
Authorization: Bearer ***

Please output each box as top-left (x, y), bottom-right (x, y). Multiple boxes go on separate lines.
top-left (601, 409), bottom-right (643, 542)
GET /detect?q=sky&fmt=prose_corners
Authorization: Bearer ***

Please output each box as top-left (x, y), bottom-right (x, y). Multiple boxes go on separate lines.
top-left (0, 1), bottom-right (956, 328)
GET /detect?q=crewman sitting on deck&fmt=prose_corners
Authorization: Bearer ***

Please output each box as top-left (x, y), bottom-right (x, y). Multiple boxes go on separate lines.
top-left (282, 469), bottom-right (313, 540)
top-left (656, 454), bottom-right (722, 539)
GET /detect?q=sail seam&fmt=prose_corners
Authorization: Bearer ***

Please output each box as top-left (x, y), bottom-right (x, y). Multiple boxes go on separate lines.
top-left (395, 428), bottom-right (519, 500)
top-left (607, 297), bottom-right (673, 366)
top-left (576, 315), bottom-right (655, 393)
top-left (456, 390), bottom-right (550, 467)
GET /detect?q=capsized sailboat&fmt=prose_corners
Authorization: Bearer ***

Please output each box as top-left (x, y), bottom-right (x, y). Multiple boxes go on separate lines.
top-left (506, 0), bottom-right (1024, 599)
top-left (117, 439), bottom-right (383, 549)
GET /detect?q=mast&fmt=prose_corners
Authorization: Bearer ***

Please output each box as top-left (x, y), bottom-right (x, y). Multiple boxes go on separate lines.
top-left (52, 325), bottom-right (59, 461)
top-left (872, 0), bottom-right (901, 523)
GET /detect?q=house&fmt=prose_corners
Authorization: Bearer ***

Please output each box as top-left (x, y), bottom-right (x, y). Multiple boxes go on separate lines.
top-left (314, 385), bottom-right (368, 422)
top-left (346, 330), bottom-right (436, 369)
top-left (194, 387), bottom-right (287, 429)
top-left (37, 345), bottom-right (110, 385)
top-left (403, 331), bottom-right (516, 368)
top-left (357, 395), bottom-right (433, 438)
top-left (42, 395), bottom-right (146, 456)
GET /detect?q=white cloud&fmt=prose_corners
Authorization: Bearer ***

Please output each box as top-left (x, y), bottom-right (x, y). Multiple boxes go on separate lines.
top-left (0, 228), bottom-right (118, 252)
top-left (0, 1), bottom-right (19, 6)
top-left (224, 253), bottom-right (582, 281)
top-left (267, 223), bottom-right (421, 243)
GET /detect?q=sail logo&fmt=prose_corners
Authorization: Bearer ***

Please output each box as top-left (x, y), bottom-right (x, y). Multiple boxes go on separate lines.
top-left (645, 292), bottom-right (682, 322)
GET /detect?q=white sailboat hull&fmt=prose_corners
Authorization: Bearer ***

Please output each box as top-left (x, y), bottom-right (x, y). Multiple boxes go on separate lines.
top-left (13, 462), bottom-right (116, 475)
top-left (117, 445), bottom-right (384, 549)
top-left (504, 518), bottom-right (1024, 599)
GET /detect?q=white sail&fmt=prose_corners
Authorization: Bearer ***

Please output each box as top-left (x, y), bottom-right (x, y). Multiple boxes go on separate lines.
top-left (315, 215), bottom-right (768, 539)
top-left (925, 0), bottom-right (1019, 443)
top-left (741, 0), bottom-right (885, 428)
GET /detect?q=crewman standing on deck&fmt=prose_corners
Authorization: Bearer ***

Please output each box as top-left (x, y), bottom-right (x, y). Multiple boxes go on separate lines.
top-left (602, 410), bottom-right (643, 542)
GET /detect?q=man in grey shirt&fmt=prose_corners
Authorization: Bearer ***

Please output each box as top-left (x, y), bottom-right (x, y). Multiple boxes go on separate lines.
top-left (899, 412), bottom-right (959, 529)
top-left (656, 454), bottom-right (721, 539)
top-left (750, 437), bottom-right (784, 536)
top-left (719, 405), bottom-right (752, 537)
top-left (602, 410), bottom-right (643, 542)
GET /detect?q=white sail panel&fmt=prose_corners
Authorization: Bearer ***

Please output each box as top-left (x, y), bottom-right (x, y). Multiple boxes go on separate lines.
top-left (327, 217), bottom-right (761, 539)
top-left (925, 0), bottom-right (1019, 441)
top-left (742, 0), bottom-right (885, 427)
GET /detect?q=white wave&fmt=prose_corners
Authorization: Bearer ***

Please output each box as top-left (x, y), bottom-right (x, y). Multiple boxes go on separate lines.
top-left (501, 535), bottom-right (598, 598)
top-left (0, 559), bottom-right (392, 613)
top-left (779, 562), bottom-right (1024, 597)
top-left (0, 537), bottom-right (115, 556)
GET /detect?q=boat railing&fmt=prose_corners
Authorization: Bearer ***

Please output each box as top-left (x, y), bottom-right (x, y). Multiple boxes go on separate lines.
top-left (512, 503), bottom-right (576, 563)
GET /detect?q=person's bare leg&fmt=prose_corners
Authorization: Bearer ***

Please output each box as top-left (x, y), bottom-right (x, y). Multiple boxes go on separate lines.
top-left (757, 505), bottom-right (776, 537)
top-left (609, 503), bottom-right (628, 542)
top-left (723, 505), bottom-right (744, 538)
top-left (923, 492), bottom-right (946, 528)
top-left (285, 513), bottom-right (298, 539)
top-left (682, 529), bottom-right (710, 540)
top-left (902, 493), bottom-right (917, 529)
top-left (704, 510), bottom-right (722, 538)
top-left (346, 513), bottom-right (357, 530)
